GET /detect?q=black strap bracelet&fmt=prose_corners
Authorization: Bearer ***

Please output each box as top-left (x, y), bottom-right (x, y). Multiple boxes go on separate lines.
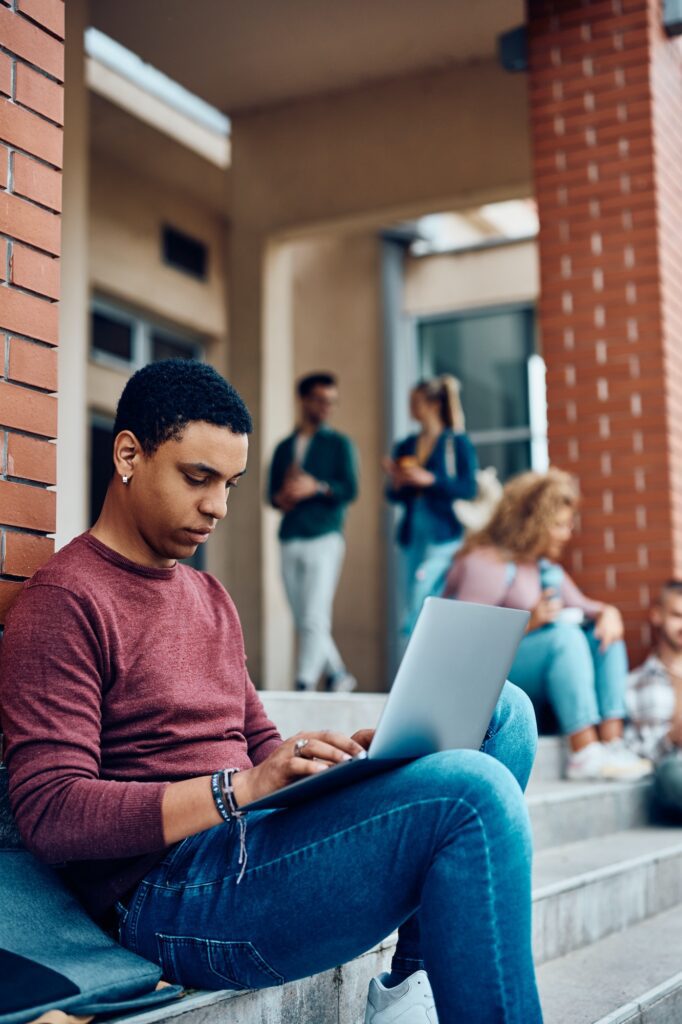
top-left (210, 770), bottom-right (233, 824)
top-left (210, 767), bottom-right (248, 883)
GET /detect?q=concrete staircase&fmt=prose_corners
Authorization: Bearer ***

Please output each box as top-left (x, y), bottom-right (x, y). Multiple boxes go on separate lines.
top-left (116, 693), bottom-right (682, 1024)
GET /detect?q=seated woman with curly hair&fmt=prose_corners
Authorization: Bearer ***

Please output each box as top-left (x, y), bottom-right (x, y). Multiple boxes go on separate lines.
top-left (444, 468), bottom-right (651, 782)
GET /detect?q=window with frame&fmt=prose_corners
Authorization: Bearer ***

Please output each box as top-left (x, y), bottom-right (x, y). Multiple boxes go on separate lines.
top-left (417, 304), bottom-right (548, 481)
top-left (90, 298), bottom-right (202, 371)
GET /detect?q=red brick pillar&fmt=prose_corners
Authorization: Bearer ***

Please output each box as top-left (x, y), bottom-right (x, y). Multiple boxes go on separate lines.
top-left (527, 0), bottom-right (682, 661)
top-left (0, 1), bottom-right (63, 623)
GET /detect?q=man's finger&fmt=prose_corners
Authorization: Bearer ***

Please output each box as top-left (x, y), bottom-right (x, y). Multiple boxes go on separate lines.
top-left (313, 730), bottom-right (365, 756)
top-left (294, 739), bottom-right (354, 765)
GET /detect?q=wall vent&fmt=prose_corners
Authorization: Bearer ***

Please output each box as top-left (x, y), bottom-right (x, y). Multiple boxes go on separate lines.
top-left (162, 225), bottom-right (208, 279)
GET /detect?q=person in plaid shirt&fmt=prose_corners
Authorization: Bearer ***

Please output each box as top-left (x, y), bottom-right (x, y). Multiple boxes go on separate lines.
top-left (626, 580), bottom-right (682, 815)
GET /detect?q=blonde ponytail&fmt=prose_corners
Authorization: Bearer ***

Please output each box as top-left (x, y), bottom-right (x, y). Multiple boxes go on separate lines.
top-left (439, 375), bottom-right (465, 433)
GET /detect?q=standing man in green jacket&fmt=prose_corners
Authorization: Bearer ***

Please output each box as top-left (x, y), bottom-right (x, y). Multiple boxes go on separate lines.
top-left (268, 372), bottom-right (359, 692)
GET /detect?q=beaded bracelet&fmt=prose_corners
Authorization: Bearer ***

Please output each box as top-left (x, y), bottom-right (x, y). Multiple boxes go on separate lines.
top-left (210, 767), bottom-right (248, 883)
top-left (218, 768), bottom-right (244, 819)
top-left (210, 770), bottom-right (233, 824)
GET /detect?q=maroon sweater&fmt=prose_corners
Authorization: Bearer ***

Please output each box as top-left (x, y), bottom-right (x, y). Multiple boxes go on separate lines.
top-left (0, 533), bottom-right (282, 917)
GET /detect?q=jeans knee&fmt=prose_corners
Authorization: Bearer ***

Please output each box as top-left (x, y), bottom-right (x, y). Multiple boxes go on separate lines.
top-left (547, 620), bottom-right (588, 654)
top-left (495, 682), bottom-right (538, 748)
top-left (413, 750), bottom-right (532, 848)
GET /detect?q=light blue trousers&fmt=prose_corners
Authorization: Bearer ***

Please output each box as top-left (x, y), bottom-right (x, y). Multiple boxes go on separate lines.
top-left (281, 532), bottom-right (346, 686)
top-left (509, 621), bottom-right (628, 735)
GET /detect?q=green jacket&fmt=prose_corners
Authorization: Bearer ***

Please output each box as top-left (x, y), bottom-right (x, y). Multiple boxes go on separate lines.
top-left (267, 427), bottom-right (359, 540)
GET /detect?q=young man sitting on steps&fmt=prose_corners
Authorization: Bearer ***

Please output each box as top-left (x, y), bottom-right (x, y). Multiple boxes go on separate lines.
top-left (0, 360), bottom-right (543, 1024)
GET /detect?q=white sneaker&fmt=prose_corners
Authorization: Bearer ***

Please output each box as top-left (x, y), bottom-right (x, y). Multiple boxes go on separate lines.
top-left (365, 970), bottom-right (438, 1023)
top-left (565, 741), bottom-right (606, 781)
top-left (566, 740), bottom-right (653, 782)
top-left (601, 739), bottom-right (653, 780)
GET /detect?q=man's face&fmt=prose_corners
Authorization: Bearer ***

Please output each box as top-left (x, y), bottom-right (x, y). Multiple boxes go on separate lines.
top-left (127, 421), bottom-right (248, 565)
top-left (301, 385), bottom-right (338, 427)
top-left (653, 592), bottom-right (682, 652)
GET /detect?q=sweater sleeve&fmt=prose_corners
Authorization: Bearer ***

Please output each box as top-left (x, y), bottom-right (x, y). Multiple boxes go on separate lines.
top-left (243, 671), bottom-right (283, 764)
top-left (429, 433), bottom-right (478, 501)
top-left (320, 436), bottom-right (359, 505)
top-left (0, 585), bottom-right (168, 864)
top-left (385, 437), bottom-right (412, 505)
top-left (443, 549), bottom-right (511, 605)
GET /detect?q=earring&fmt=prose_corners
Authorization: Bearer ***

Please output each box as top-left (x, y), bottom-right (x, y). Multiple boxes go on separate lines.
top-left (122, 475), bottom-right (129, 485)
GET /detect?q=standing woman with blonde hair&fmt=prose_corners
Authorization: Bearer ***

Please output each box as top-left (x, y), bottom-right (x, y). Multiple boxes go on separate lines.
top-left (383, 375), bottom-right (477, 637)
top-left (444, 468), bottom-right (651, 781)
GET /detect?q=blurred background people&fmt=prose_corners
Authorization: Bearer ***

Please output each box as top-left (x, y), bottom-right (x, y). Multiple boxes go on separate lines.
top-left (268, 372), bottom-right (359, 692)
top-left (626, 581), bottom-right (682, 817)
top-left (444, 468), bottom-right (651, 782)
top-left (384, 375), bottom-right (477, 639)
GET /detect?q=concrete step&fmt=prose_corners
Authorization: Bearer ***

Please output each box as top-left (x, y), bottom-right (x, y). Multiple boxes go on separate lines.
top-left (109, 935), bottom-right (395, 1024)
top-left (533, 735), bottom-right (565, 782)
top-left (260, 691), bottom-right (387, 742)
top-left (527, 778), bottom-right (652, 851)
top-left (539, 906), bottom-right (682, 1024)
top-left (533, 827), bottom-right (682, 964)
top-left (261, 690), bottom-right (568, 782)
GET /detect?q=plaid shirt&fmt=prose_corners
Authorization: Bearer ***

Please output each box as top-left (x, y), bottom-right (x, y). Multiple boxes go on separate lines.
top-left (625, 655), bottom-right (677, 762)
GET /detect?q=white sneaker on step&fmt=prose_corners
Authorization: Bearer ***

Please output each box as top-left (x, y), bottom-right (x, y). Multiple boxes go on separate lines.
top-left (566, 740), bottom-right (652, 781)
top-left (600, 739), bottom-right (653, 780)
top-left (565, 741), bottom-right (605, 781)
top-left (365, 970), bottom-right (438, 1023)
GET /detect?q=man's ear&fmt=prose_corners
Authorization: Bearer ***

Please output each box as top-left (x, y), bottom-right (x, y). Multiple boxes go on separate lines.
top-left (113, 430), bottom-right (142, 481)
top-left (650, 604), bottom-right (663, 629)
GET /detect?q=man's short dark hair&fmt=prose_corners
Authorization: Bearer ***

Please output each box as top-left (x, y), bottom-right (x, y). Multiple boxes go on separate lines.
top-left (297, 372), bottom-right (337, 398)
top-left (113, 359), bottom-right (253, 456)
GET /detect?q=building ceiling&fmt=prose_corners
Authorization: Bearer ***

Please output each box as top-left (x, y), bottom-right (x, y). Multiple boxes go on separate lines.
top-left (89, 94), bottom-right (229, 213)
top-left (90, 0), bottom-right (524, 115)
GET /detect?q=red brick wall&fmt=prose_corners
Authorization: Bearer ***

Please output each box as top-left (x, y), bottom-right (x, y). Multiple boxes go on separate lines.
top-left (0, 0), bottom-right (63, 623)
top-left (527, 0), bottom-right (682, 662)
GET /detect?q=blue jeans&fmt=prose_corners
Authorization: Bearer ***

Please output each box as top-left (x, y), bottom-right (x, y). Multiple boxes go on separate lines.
top-left (400, 502), bottom-right (462, 637)
top-left (510, 621), bottom-right (627, 736)
top-left (118, 683), bottom-right (542, 1023)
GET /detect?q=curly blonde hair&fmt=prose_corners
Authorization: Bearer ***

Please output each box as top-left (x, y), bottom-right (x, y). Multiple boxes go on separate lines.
top-left (462, 468), bottom-right (579, 559)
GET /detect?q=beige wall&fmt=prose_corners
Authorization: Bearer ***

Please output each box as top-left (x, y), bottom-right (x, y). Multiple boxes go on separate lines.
top-left (85, 151), bottom-right (231, 578)
top-left (404, 240), bottom-right (539, 318)
top-left (89, 152), bottom-right (228, 339)
top-left (57, 0), bottom-right (90, 547)
top-left (289, 231), bottom-right (385, 690)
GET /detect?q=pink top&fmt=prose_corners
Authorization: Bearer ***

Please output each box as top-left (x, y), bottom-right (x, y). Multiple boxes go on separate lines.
top-left (0, 533), bottom-right (282, 915)
top-left (443, 546), bottom-right (603, 618)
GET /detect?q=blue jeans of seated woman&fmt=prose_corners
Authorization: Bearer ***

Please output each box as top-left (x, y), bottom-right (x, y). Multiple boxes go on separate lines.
top-left (118, 683), bottom-right (542, 1024)
top-left (509, 621), bottom-right (627, 736)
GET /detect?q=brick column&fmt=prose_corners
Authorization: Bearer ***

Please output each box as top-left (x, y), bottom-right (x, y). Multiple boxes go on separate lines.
top-left (0, 0), bottom-right (63, 623)
top-left (527, 0), bottom-right (682, 660)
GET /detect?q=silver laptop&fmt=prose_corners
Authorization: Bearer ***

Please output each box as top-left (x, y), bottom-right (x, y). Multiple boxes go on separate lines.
top-left (242, 597), bottom-right (530, 811)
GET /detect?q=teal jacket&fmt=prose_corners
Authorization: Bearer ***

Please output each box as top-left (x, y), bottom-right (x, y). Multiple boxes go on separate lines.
top-left (267, 427), bottom-right (359, 541)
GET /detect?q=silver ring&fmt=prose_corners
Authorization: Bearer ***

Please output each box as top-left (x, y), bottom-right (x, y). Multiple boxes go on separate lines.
top-left (294, 738), bottom-right (309, 757)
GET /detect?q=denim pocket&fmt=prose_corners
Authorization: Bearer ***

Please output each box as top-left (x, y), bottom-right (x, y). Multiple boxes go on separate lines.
top-left (155, 934), bottom-right (284, 991)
